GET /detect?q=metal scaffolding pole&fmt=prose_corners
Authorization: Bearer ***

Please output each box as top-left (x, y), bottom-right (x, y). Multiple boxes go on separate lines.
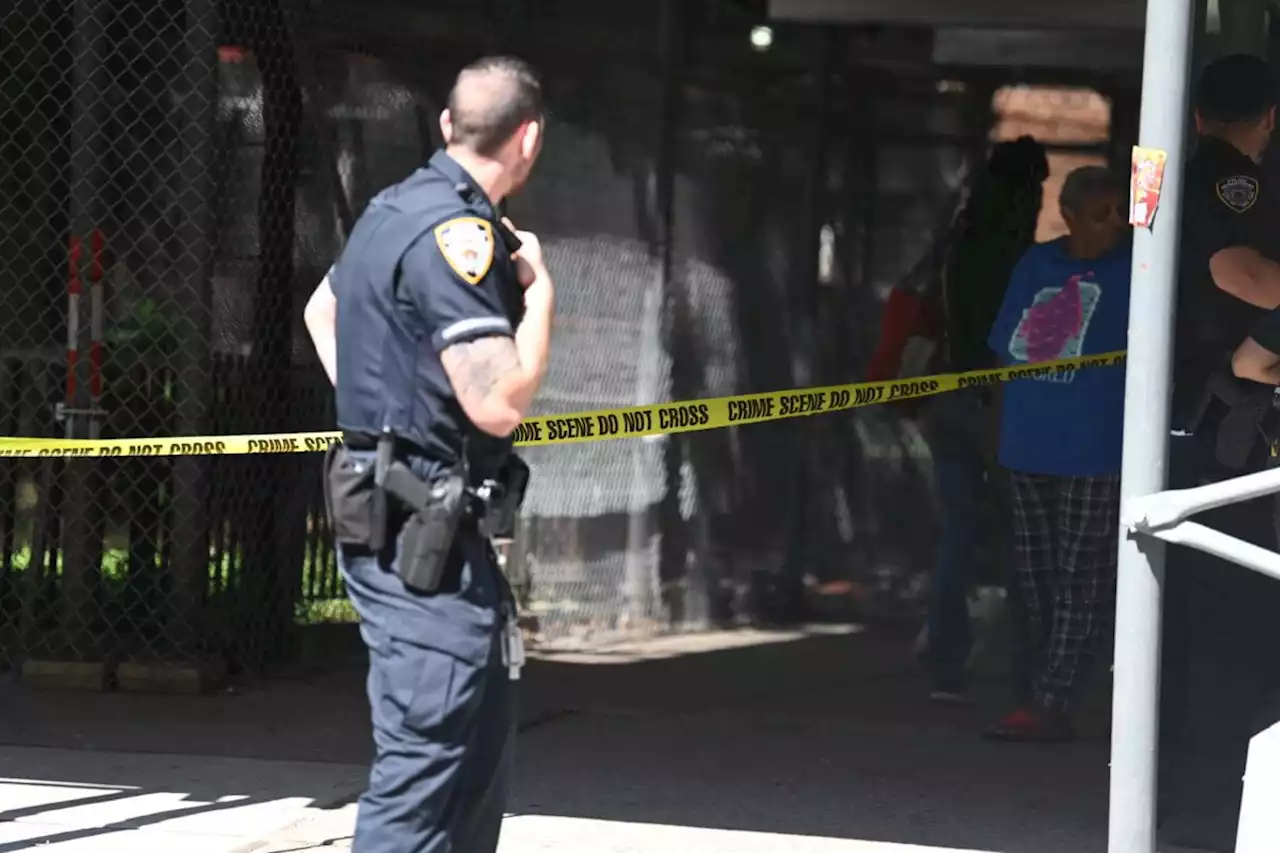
top-left (1109, 0), bottom-right (1197, 850)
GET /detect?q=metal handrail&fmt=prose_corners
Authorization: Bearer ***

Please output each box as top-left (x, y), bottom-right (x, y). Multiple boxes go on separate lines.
top-left (1125, 466), bottom-right (1280, 582)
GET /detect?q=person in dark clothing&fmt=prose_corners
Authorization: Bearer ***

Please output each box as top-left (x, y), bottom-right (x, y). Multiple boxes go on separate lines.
top-left (1160, 53), bottom-right (1280, 853)
top-left (917, 136), bottom-right (1049, 701)
top-left (942, 137), bottom-right (1051, 379)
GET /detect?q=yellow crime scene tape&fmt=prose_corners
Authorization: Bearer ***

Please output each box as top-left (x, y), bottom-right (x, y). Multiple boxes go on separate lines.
top-left (0, 351), bottom-right (1126, 458)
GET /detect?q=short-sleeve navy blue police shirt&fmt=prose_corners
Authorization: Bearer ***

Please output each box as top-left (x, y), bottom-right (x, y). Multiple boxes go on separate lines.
top-left (1173, 136), bottom-right (1280, 423)
top-left (331, 151), bottom-right (525, 478)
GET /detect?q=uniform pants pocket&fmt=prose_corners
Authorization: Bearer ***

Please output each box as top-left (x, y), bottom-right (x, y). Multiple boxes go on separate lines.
top-left (356, 636), bottom-right (509, 853)
top-left (368, 638), bottom-right (476, 741)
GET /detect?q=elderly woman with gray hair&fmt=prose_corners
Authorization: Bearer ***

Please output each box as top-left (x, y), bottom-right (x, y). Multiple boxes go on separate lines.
top-left (980, 165), bottom-right (1132, 743)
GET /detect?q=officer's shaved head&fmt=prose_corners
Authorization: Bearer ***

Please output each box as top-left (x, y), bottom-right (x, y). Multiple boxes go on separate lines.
top-left (445, 56), bottom-right (544, 158)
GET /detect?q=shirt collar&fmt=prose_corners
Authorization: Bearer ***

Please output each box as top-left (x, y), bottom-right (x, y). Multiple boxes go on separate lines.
top-left (429, 150), bottom-right (497, 218)
top-left (1198, 134), bottom-right (1258, 169)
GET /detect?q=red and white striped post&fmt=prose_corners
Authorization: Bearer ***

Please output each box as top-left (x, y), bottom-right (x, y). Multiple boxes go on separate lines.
top-left (88, 228), bottom-right (105, 440)
top-left (63, 229), bottom-right (107, 440)
top-left (65, 235), bottom-right (83, 440)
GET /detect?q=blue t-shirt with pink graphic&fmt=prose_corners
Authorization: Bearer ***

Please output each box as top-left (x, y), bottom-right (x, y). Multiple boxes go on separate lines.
top-left (987, 237), bottom-right (1131, 477)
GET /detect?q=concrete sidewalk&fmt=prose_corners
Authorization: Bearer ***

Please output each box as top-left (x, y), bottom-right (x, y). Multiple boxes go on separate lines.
top-left (251, 808), bottom-right (1008, 853)
top-left (0, 746), bottom-right (364, 853)
top-left (244, 625), bottom-right (1115, 853)
top-left (247, 701), bottom-right (1109, 853)
top-left (0, 624), bottom-right (1118, 853)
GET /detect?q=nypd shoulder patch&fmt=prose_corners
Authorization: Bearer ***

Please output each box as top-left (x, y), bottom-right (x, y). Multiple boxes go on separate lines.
top-left (434, 217), bottom-right (495, 284)
top-left (1216, 175), bottom-right (1260, 213)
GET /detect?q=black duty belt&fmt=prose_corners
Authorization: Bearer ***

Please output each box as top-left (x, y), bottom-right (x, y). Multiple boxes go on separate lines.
top-left (342, 432), bottom-right (432, 457)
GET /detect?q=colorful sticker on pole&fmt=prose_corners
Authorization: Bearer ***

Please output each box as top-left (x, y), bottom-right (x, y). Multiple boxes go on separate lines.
top-left (1130, 146), bottom-right (1168, 229)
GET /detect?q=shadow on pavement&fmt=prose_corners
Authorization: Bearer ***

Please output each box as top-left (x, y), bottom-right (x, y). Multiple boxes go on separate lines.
top-left (0, 744), bottom-right (366, 851)
top-left (0, 623), bottom-right (1112, 853)
top-left (511, 625), bottom-right (1110, 853)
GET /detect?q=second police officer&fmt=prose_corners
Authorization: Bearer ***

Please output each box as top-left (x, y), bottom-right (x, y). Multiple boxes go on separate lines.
top-left (303, 56), bottom-right (553, 853)
top-left (1162, 52), bottom-right (1280, 852)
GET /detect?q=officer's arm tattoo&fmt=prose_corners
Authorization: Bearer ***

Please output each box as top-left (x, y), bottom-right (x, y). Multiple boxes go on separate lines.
top-left (441, 336), bottom-right (522, 405)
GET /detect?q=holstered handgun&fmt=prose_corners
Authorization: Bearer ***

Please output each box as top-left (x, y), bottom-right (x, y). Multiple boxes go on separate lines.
top-left (377, 433), bottom-right (468, 594)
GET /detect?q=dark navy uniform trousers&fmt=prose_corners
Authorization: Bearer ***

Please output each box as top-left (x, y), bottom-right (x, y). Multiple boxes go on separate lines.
top-left (337, 457), bottom-right (516, 853)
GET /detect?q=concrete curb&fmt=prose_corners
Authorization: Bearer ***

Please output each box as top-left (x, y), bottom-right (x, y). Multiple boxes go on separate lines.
top-left (19, 659), bottom-right (232, 695)
top-left (117, 661), bottom-right (229, 695)
top-left (21, 660), bottom-right (109, 691)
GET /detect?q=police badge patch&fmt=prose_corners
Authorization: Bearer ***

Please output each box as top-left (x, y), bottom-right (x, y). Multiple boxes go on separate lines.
top-left (435, 217), bottom-right (495, 284)
top-left (1216, 175), bottom-right (1260, 213)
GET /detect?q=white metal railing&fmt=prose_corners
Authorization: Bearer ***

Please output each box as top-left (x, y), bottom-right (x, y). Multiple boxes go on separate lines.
top-left (1121, 461), bottom-right (1280, 853)
top-left (1125, 465), bottom-right (1280, 583)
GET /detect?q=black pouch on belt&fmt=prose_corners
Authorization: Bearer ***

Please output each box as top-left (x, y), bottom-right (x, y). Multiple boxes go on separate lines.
top-left (382, 461), bottom-right (469, 594)
top-left (1203, 369), bottom-right (1279, 472)
top-left (479, 454), bottom-right (531, 540)
top-left (323, 444), bottom-right (380, 546)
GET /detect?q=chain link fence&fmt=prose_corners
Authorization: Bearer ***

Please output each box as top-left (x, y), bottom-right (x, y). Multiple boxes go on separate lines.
top-left (0, 0), bottom-right (1128, 677)
top-left (1, 0), bottom-right (337, 676)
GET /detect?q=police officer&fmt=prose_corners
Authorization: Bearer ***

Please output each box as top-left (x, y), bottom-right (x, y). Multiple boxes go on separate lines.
top-left (303, 56), bottom-right (553, 853)
top-left (1161, 53), bottom-right (1280, 852)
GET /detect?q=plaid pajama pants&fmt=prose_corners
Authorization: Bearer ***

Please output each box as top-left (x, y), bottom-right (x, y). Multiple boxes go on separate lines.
top-left (1008, 470), bottom-right (1121, 715)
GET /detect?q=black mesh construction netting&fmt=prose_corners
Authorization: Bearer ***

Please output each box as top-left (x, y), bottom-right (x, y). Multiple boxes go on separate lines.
top-left (0, 0), bottom-right (1125, 674)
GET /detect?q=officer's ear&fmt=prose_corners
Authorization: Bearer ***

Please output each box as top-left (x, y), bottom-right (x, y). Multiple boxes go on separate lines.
top-left (1266, 105), bottom-right (1277, 134)
top-left (440, 109), bottom-right (455, 145)
top-left (519, 119), bottom-right (542, 161)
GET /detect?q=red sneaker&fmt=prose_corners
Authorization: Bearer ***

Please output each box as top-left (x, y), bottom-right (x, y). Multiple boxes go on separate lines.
top-left (983, 707), bottom-right (1075, 743)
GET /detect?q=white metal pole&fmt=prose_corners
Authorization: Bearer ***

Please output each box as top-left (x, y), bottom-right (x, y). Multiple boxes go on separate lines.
top-left (1109, 0), bottom-right (1197, 850)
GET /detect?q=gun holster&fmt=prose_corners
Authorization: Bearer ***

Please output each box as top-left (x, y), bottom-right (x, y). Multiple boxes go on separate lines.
top-left (375, 436), bottom-right (469, 595)
top-left (1193, 369), bottom-right (1280, 472)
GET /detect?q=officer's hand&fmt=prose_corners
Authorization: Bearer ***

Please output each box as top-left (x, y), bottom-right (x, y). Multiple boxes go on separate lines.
top-left (504, 218), bottom-right (545, 289)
